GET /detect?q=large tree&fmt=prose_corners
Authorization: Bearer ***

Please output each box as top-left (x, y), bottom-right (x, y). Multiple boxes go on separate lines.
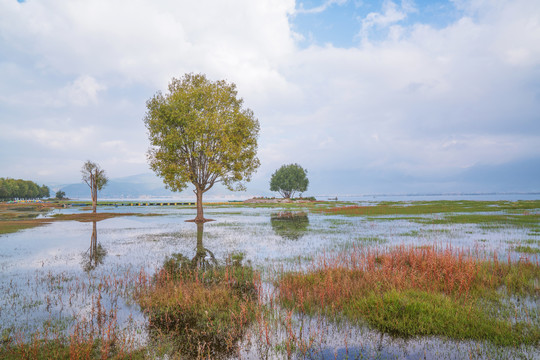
top-left (270, 163), bottom-right (309, 199)
top-left (81, 161), bottom-right (109, 214)
top-left (144, 73), bottom-right (260, 222)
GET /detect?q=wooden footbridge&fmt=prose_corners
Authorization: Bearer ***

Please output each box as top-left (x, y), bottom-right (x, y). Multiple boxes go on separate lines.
top-left (70, 202), bottom-right (196, 207)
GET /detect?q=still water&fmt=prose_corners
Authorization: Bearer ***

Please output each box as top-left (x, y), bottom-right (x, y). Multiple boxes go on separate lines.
top-left (1, 203), bottom-right (538, 359)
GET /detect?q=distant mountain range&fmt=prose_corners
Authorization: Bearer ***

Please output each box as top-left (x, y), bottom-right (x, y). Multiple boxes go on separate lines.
top-left (52, 157), bottom-right (540, 200)
top-left (54, 173), bottom-right (273, 200)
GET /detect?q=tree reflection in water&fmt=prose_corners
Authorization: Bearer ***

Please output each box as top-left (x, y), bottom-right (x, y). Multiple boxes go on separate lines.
top-left (82, 221), bottom-right (107, 272)
top-left (270, 211), bottom-right (310, 240)
top-left (192, 222), bottom-right (217, 270)
top-left (142, 222), bottom-right (257, 359)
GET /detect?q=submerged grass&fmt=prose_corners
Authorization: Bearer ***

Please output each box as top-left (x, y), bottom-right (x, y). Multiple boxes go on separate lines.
top-left (277, 245), bottom-right (540, 347)
top-left (0, 269), bottom-right (145, 360)
top-left (336, 201), bottom-right (540, 232)
top-left (320, 200), bottom-right (540, 216)
top-left (0, 212), bottom-right (160, 236)
top-left (514, 245), bottom-right (540, 254)
top-left (0, 221), bottom-right (46, 235)
top-left (0, 203), bottom-right (54, 234)
top-left (424, 213), bottom-right (540, 231)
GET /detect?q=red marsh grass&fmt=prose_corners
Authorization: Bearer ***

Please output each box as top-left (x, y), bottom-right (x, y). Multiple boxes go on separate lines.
top-left (277, 245), bottom-right (540, 346)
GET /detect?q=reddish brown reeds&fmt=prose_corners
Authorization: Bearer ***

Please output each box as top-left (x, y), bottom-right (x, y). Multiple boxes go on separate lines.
top-left (277, 244), bottom-right (540, 346)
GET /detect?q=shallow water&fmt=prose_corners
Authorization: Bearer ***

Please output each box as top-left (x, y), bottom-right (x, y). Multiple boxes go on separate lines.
top-left (1, 203), bottom-right (539, 359)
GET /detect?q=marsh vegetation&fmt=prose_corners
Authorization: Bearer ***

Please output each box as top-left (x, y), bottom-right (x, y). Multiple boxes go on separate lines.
top-left (0, 200), bottom-right (538, 359)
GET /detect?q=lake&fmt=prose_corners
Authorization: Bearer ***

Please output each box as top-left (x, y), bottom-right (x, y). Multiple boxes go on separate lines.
top-left (1, 200), bottom-right (538, 359)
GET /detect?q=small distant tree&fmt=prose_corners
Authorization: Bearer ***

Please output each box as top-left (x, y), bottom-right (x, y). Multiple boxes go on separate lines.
top-left (144, 73), bottom-right (260, 222)
top-left (81, 161), bottom-right (108, 214)
top-left (270, 163), bottom-right (309, 199)
top-left (55, 190), bottom-right (66, 200)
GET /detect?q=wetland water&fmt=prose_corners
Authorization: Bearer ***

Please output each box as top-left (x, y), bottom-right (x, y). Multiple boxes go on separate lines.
top-left (1, 202), bottom-right (539, 359)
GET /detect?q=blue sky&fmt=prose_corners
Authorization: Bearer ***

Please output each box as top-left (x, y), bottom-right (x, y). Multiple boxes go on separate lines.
top-left (1, 0), bottom-right (539, 196)
top-left (292, 0), bottom-right (461, 47)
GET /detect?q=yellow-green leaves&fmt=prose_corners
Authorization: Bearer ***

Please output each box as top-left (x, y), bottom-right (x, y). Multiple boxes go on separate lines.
top-left (143, 73), bottom-right (260, 200)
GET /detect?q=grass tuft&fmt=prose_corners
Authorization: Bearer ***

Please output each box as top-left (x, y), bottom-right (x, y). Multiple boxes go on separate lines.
top-left (135, 252), bottom-right (259, 359)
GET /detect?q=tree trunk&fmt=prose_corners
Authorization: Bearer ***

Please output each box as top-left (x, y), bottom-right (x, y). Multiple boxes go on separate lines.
top-left (92, 186), bottom-right (97, 214)
top-left (195, 187), bottom-right (205, 222)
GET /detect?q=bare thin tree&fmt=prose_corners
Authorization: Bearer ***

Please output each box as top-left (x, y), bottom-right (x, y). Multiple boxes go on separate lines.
top-left (81, 161), bottom-right (109, 214)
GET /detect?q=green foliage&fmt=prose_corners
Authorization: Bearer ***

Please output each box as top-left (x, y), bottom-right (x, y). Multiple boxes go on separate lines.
top-left (40, 185), bottom-right (50, 198)
top-left (269, 163), bottom-right (309, 199)
top-left (55, 190), bottom-right (66, 200)
top-left (0, 178), bottom-right (50, 200)
top-left (144, 73), bottom-right (260, 220)
top-left (81, 161), bottom-right (108, 192)
top-left (81, 161), bottom-right (108, 213)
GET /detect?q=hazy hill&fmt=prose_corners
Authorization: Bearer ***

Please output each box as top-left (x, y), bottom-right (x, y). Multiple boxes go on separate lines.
top-left (52, 157), bottom-right (539, 200)
top-left (56, 173), bottom-right (272, 200)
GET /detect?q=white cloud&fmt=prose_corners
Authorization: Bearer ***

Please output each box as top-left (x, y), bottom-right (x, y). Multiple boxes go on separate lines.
top-left (296, 0), bottom-right (348, 14)
top-left (62, 75), bottom-right (105, 106)
top-left (0, 0), bottom-right (296, 89)
top-left (358, 0), bottom-right (416, 42)
top-left (0, 0), bottom-right (539, 192)
top-left (5, 126), bottom-right (95, 150)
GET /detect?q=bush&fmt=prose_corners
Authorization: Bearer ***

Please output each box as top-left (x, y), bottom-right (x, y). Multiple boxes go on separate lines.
top-left (137, 252), bottom-right (259, 359)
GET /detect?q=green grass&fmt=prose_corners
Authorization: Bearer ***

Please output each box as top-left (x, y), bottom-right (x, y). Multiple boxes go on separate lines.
top-left (334, 237), bottom-right (387, 251)
top-left (369, 213), bottom-right (539, 231)
top-left (321, 200), bottom-right (540, 216)
top-left (355, 236), bottom-right (386, 243)
top-left (0, 338), bottom-right (146, 360)
top-left (0, 222), bottom-right (45, 235)
top-left (347, 289), bottom-right (532, 345)
top-left (513, 245), bottom-right (540, 254)
top-left (277, 246), bottom-right (540, 347)
top-left (399, 230), bottom-right (420, 237)
top-left (0, 203), bottom-right (52, 235)
top-left (424, 213), bottom-right (540, 230)
top-left (317, 201), bottom-right (540, 233)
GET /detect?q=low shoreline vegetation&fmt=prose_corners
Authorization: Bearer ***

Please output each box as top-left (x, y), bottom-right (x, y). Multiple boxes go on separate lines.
top-left (134, 252), bottom-right (259, 359)
top-left (277, 245), bottom-right (540, 347)
top-left (0, 206), bottom-right (157, 235)
top-left (320, 199), bottom-right (540, 216)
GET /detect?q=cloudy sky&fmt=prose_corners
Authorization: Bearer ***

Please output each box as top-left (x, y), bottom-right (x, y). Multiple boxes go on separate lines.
top-left (1, 0), bottom-right (539, 195)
